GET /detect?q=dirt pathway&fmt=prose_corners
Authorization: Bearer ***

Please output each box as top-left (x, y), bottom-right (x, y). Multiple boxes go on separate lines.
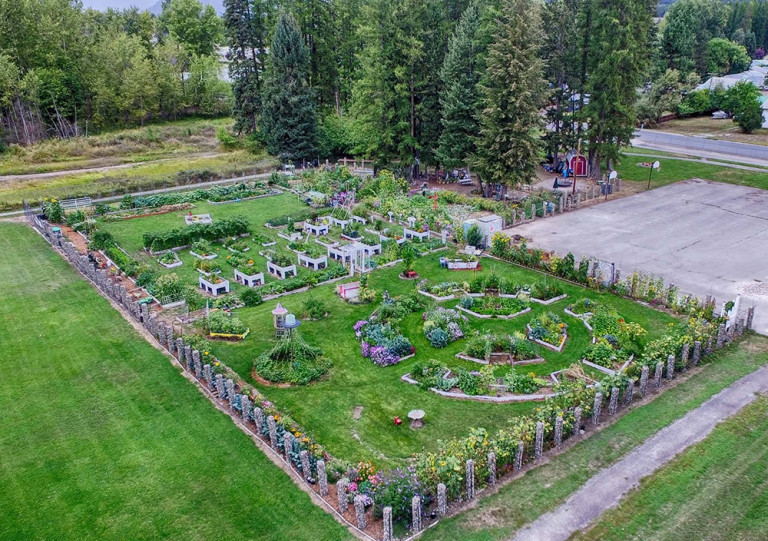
top-left (511, 363), bottom-right (768, 541)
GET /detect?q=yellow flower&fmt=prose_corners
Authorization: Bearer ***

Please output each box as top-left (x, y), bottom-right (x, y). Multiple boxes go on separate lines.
top-left (440, 461), bottom-right (446, 466)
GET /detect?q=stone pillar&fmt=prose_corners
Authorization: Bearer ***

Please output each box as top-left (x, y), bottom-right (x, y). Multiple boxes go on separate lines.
top-left (592, 392), bottom-right (603, 426)
top-left (140, 302), bottom-right (149, 322)
top-left (640, 365), bottom-right (650, 396)
top-left (215, 374), bottom-right (225, 399)
top-left (354, 495), bottom-right (367, 529)
top-left (437, 483), bottom-right (447, 516)
top-left (184, 345), bottom-right (193, 371)
top-left (253, 407), bottom-right (264, 432)
top-left (666, 354), bottom-right (675, 380)
top-left (706, 336), bottom-right (713, 355)
top-left (300, 450), bottom-right (311, 481)
top-left (654, 361), bottom-right (664, 389)
top-left (554, 415), bottom-right (563, 449)
top-left (337, 478), bottom-right (349, 513)
top-left (692, 341), bottom-right (702, 366)
top-left (514, 440), bottom-right (524, 470)
top-left (716, 323), bottom-right (725, 348)
top-left (283, 432), bottom-right (294, 462)
top-left (625, 379), bottom-right (635, 406)
top-left (241, 395), bottom-right (251, 423)
top-left (681, 343), bottom-right (690, 369)
top-left (534, 421), bottom-right (544, 459)
top-left (531, 203), bottom-right (536, 220)
top-left (411, 496), bottom-right (422, 533)
top-left (465, 459), bottom-right (475, 500)
top-left (203, 365), bottom-right (213, 387)
top-left (488, 452), bottom-right (497, 485)
top-left (573, 407), bottom-right (582, 435)
top-left (382, 507), bottom-right (393, 541)
top-left (176, 338), bottom-right (185, 361)
top-left (747, 306), bottom-right (755, 330)
top-left (317, 460), bottom-right (328, 496)
top-left (192, 350), bottom-right (202, 379)
top-left (226, 379), bottom-right (236, 408)
top-left (166, 326), bottom-right (175, 354)
top-left (558, 194), bottom-right (563, 213)
top-left (608, 387), bottom-right (620, 415)
top-left (266, 415), bottom-right (278, 448)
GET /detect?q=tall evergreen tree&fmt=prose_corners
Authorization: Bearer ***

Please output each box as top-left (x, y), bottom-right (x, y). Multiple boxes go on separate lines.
top-left (582, 0), bottom-right (653, 178)
top-left (436, 2), bottom-right (480, 171)
top-left (473, 0), bottom-right (548, 192)
top-left (260, 11), bottom-right (317, 161)
top-left (223, 0), bottom-right (270, 134)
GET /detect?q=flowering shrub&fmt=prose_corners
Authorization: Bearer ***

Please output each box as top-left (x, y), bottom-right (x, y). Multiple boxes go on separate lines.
top-left (530, 280), bottom-right (564, 300)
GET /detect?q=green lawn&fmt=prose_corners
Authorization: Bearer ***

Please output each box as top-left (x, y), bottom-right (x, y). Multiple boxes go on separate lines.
top-left (616, 152), bottom-right (768, 191)
top-left (0, 222), bottom-right (350, 541)
top-left (417, 333), bottom-right (768, 540)
top-left (99, 194), bottom-right (680, 467)
top-left (574, 393), bottom-right (768, 541)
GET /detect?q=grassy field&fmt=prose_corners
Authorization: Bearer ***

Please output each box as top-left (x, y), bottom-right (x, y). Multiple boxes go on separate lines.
top-left (99, 194), bottom-right (678, 467)
top-left (0, 117), bottom-right (277, 211)
top-left (0, 222), bottom-right (350, 541)
top-left (647, 116), bottom-right (768, 146)
top-left (417, 333), bottom-right (768, 540)
top-left (574, 393), bottom-right (768, 541)
top-left (615, 151), bottom-right (768, 191)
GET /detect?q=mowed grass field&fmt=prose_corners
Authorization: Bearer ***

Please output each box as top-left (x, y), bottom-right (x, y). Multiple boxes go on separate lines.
top-left (0, 222), bottom-right (350, 541)
top-left (575, 393), bottom-right (768, 541)
top-left (418, 333), bottom-right (768, 540)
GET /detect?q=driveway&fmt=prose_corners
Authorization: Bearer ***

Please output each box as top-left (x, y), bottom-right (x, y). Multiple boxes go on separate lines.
top-left (507, 179), bottom-right (768, 334)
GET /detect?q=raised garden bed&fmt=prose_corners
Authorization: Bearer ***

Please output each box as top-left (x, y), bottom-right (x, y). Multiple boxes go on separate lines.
top-left (184, 213), bottom-right (213, 225)
top-left (445, 258), bottom-right (480, 270)
top-left (157, 252), bottom-right (182, 269)
top-left (526, 316), bottom-right (568, 352)
top-left (298, 253), bottom-right (328, 270)
top-left (234, 268), bottom-right (265, 287)
top-left (267, 261), bottom-right (298, 280)
top-left (304, 222), bottom-right (329, 236)
top-left (457, 296), bottom-right (531, 320)
top-left (199, 275), bottom-right (230, 296)
top-left (531, 293), bottom-right (568, 305)
top-left (403, 228), bottom-right (430, 242)
top-left (190, 250), bottom-right (218, 261)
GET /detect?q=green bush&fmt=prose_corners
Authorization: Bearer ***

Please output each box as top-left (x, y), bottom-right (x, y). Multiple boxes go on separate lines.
top-left (239, 289), bottom-right (263, 307)
top-left (208, 311), bottom-right (248, 335)
top-left (143, 216), bottom-right (250, 251)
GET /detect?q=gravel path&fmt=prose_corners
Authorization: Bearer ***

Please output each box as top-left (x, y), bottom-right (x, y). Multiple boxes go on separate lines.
top-left (511, 363), bottom-right (768, 541)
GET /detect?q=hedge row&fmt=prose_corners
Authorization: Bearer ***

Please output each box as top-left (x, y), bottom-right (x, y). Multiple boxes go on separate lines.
top-left (142, 216), bottom-right (250, 251)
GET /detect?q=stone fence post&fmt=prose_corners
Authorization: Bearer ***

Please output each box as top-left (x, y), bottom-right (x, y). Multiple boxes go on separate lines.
top-left (666, 354), bottom-right (675, 380)
top-left (382, 507), bottom-right (393, 541)
top-left (354, 495), bottom-right (367, 529)
top-left (437, 483), bottom-right (447, 516)
top-left (592, 392), bottom-right (603, 426)
top-left (411, 496), bottom-right (422, 533)
top-left (465, 459), bottom-right (475, 500)
top-left (640, 365), bottom-right (649, 396)
top-left (654, 361), bottom-right (664, 389)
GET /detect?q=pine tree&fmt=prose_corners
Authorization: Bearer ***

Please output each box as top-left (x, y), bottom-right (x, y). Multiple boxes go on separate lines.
top-left (473, 0), bottom-right (548, 191)
top-left (223, 0), bottom-right (270, 134)
top-left (260, 11), bottom-right (317, 161)
top-left (582, 0), bottom-right (652, 178)
top-left (436, 2), bottom-right (480, 171)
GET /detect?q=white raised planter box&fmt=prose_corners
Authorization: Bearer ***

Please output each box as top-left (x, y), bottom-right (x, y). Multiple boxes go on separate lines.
top-left (352, 215), bottom-right (367, 225)
top-left (403, 228), bottom-right (430, 242)
top-left (261, 241), bottom-right (277, 247)
top-left (304, 222), bottom-right (329, 236)
top-left (418, 290), bottom-right (459, 302)
top-left (267, 261), bottom-right (297, 280)
top-left (328, 245), bottom-right (353, 263)
top-left (526, 324), bottom-right (568, 352)
top-left (330, 216), bottom-right (350, 228)
top-left (446, 259), bottom-right (479, 270)
top-left (298, 253), bottom-right (328, 270)
top-left (190, 251), bottom-right (218, 261)
top-left (185, 213), bottom-right (212, 225)
top-left (227, 246), bottom-right (250, 254)
top-left (359, 242), bottom-right (381, 256)
top-left (199, 276), bottom-right (230, 296)
top-left (234, 269), bottom-right (265, 287)
top-left (531, 293), bottom-right (568, 305)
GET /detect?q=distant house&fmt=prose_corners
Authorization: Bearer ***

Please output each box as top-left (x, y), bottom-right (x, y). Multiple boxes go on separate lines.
top-left (696, 60), bottom-right (768, 92)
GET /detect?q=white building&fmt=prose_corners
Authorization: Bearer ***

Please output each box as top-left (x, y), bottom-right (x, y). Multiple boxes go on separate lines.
top-left (696, 60), bottom-right (768, 92)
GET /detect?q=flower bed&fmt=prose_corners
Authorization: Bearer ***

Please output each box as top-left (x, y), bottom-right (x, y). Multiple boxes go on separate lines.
top-left (530, 281), bottom-right (567, 305)
top-left (403, 228), bottom-right (430, 242)
top-left (527, 312), bottom-right (568, 352)
top-left (354, 294), bottom-right (424, 366)
top-left (457, 295), bottom-right (531, 320)
top-left (458, 332), bottom-right (542, 365)
top-left (208, 311), bottom-right (249, 340)
top-left (422, 307), bottom-right (468, 348)
top-left (189, 240), bottom-right (218, 260)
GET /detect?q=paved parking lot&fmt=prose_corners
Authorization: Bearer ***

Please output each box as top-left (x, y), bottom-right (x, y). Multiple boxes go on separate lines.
top-left (509, 179), bottom-right (768, 334)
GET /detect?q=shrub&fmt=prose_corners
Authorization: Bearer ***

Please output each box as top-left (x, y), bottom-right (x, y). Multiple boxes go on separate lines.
top-left (303, 297), bottom-right (328, 319)
top-left (143, 216), bottom-right (250, 251)
top-left (89, 230), bottom-right (115, 251)
top-left (152, 273), bottom-right (184, 301)
top-left (372, 468), bottom-right (426, 525)
top-left (209, 311), bottom-right (248, 335)
top-left (465, 224), bottom-right (482, 247)
top-left (239, 289), bottom-right (263, 307)
top-left (427, 328), bottom-right (450, 348)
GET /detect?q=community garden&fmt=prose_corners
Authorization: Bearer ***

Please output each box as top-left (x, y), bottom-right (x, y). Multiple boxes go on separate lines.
top-left (33, 166), bottom-right (746, 536)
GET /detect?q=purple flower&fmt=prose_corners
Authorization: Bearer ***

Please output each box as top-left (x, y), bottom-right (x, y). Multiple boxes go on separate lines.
top-left (347, 481), bottom-right (358, 493)
top-left (354, 320), bottom-right (369, 338)
top-left (361, 341), bottom-right (371, 358)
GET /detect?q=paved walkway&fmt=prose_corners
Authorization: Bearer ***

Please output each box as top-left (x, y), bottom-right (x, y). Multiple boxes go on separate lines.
top-left (511, 363), bottom-right (768, 541)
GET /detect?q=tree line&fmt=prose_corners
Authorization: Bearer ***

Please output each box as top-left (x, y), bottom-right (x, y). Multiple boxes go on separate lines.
top-left (1, 0), bottom-right (766, 187)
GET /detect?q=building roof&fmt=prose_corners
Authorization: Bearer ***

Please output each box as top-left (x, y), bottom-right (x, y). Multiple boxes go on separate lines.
top-left (696, 61), bottom-right (768, 92)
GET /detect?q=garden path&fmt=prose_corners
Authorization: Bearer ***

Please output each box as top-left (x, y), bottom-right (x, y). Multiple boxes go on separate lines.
top-left (511, 362), bottom-right (768, 541)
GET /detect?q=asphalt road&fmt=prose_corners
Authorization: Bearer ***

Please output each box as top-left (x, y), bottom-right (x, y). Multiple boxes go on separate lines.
top-left (632, 130), bottom-right (768, 168)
